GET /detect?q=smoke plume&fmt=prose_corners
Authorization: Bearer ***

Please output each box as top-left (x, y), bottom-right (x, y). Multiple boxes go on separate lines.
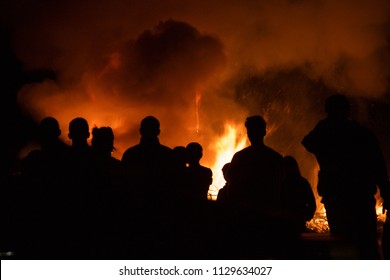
top-left (2, 0), bottom-right (390, 180)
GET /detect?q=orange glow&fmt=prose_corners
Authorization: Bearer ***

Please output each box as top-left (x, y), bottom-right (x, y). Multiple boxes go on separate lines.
top-left (207, 123), bottom-right (247, 200)
top-left (306, 204), bottom-right (330, 233)
top-left (376, 200), bottom-right (387, 223)
top-left (8, 1), bottom-right (389, 246)
top-left (195, 90), bottom-right (202, 134)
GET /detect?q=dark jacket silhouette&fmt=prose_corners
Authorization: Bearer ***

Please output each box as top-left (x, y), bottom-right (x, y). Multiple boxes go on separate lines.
top-left (17, 116), bottom-right (70, 258)
top-left (185, 142), bottom-right (213, 203)
top-left (227, 115), bottom-right (285, 259)
top-left (216, 162), bottom-right (230, 205)
top-left (172, 142), bottom-right (213, 258)
top-left (62, 117), bottom-right (97, 258)
top-left (302, 94), bottom-right (390, 259)
top-left (121, 116), bottom-right (176, 258)
top-left (90, 126), bottom-right (124, 258)
top-left (281, 156), bottom-right (316, 233)
top-left (228, 116), bottom-right (284, 215)
top-left (121, 116), bottom-right (176, 205)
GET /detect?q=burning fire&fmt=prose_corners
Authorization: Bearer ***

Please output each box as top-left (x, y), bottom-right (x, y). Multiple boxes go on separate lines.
top-left (205, 123), bottom-right (387, 234)
top-left (306, 204), bottom-right (329, 233)
top-left (376, 195), bottom-right (387, 223)
top-left (207, 123), bottom-right (247, 200)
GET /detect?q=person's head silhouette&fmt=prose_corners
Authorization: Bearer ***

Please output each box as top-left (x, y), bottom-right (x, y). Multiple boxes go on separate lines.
top-left (186, 142), bottom-right (203, 166)
top-left (325, 94), bottom-right (350, 121)
top-left (245, 115), bottom-right (266, 145)
top-left (68, 117), bottom-right (90, 147)
top-left (140, 116), bottom-right (160, 140)
top-left (92, 126), bottom-right (115, 157)
top-left (222, 162), bottom-right (231, 182)
top-left (38, 117), bottom-right (61, 146)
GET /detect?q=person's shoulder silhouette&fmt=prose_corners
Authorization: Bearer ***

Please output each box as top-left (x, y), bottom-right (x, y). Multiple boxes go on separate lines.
top-left (281, 155), bottom-right (316, 233)
top-left (120, 116), bottom-right (176, 258)
top-left (64, 117), bottom-right (97, 191)
top-left (20, 116), bottom-right (68, 181)
top-left (226, 115), bottom-right (286, 259)
top-left (302, 94), bottom-right (390, 259)
top-left (228, 115), bottom-right (283, 211)
top-left (22, 116), bottom-right (69, 173)
top-left (185, 142), bottom-right (213, 202)
top-left (122, 115), bottom-right (173, 166)
top-left (89, 126), bottom-right (124, 258)
top-left (65, 117), bottom-right (95, 173)
top-left (17, 116), bottom-right (70, 258)
top-left (216, 162), bottom-right (230, 204)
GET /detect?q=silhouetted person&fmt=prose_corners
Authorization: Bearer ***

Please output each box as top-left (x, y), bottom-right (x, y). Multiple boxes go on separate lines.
top-left (121, 116), bottom-right (176, 259)
top-left (227, 115), bottom-right (285, 259)
top-left (66, 117), bottom-right (95, 184)
top-left (92, 126), bottom-right (115, 156)
top-left (185, 142), bottom-right (213, 203)
top-left (16, 116), bottom-right (70, 258)
top-left (302, 94), bottom-right (390, 259)
top-left (21, 117), bottom-right (69, 174)
top-left (281, 156), bottom-right (316, 233)
top-left (216, 163), bottom-right (230, 205)
top-left (91, 126), bottom-right (123, 186)
top-left (66, 117), bottom-right (95, 193)
top-left (21, 117), bottom-right (69, 175)
top-left (90, 126), bottom-right (124, 258)
top-left (213, 162), bottom-right (231, 258)
top-left (178, 142), bottom-right (213, 257)
top-left (68, 117), bottom-right (91, 151)
top-left (64, 117), bottom-right (97, 258)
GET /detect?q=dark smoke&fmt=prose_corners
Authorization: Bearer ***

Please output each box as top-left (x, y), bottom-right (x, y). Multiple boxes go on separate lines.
top-left (16, 18), bottom-right (226, 160)
top-left (1, 0), bottom-right (390, 181)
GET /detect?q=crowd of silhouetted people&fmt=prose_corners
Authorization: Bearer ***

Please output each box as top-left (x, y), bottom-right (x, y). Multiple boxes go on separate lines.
top-left (2, 94), bottom-right (390, 260)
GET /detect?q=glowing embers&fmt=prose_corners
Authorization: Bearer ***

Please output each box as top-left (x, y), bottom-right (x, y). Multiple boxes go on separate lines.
top-left (208, 123), bottom-right (247, 200)
top-left (376, 201), bottom-right (387, 223)
top-left (204, 122), bottom-right (386, 235)
top-left (306, 204), bottom-right (330, 233)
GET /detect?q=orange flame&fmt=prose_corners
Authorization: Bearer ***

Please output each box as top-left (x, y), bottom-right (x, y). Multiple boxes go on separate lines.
top-left (208, 123), bottom-right (247, 200)
top-left (195, 90), bottom-right (202, 135)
